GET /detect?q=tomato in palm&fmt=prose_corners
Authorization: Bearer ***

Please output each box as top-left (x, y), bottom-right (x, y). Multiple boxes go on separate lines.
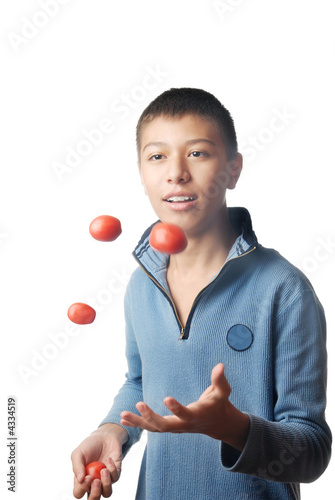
top-left (149, 222), bottom-right (188, 254)
top-left (67, 303), bottom-right (96, 324)
top-left (89, 215), bottom-right (122, 242)
top-left (85, 461), bottom-right (106, 481)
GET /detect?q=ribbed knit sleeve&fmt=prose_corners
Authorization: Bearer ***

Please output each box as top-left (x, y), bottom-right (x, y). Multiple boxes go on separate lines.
top-left (99, 280), bottom-right (143, 457)
top-left (221, 286), bottom-right (332, 483)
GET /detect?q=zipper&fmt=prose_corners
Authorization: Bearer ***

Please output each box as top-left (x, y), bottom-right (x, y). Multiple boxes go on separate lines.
top-left (136, 262), bottom-right (185, 334)
top-left (178, 328), bottom-right (185, 341)
top-left (137, 245), bottom-right (257, 340)
top-left (179, 245), bottom-right (257, 339)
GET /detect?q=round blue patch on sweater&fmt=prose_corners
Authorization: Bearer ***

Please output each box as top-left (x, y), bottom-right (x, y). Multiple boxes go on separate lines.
top-left (227, 324), bottom-right (253, 351)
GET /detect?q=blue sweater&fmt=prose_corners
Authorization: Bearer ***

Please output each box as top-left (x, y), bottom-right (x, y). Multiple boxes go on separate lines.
top-left (100, 207), bottom-right (332, 499)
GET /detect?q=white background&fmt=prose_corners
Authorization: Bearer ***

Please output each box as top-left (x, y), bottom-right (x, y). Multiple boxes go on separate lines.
top-left (1, 0), bottom-right (334, 498)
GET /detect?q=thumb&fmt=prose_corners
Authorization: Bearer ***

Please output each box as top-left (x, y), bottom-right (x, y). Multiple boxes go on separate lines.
top-left (211, 363), bottom-right (231, 397)
top-left (108, 452), bottom-right (123, 483)
top-left (71, 449), bottom-right (86, 483)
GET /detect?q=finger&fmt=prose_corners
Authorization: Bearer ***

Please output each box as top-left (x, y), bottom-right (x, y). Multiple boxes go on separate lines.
top-left (137, 402), bottom-right (187, 433)
top-left (122, 403), bottom-right (170, 432)
top-left (163, 397), bottom-right (192, 420)
top-left (100, 467), bottom-right (112, 498)
top-left (120, 410), bottom-right (143, 427)
top-left (136, 402), bottom-right (171, 431)
top-left (71, 448), bottom-right (86, 483)
top-left (87, 478), bottom-right (102, 500)
top-left (211, 363), bottom-right (231, 397)
top-left (73, 475), bottom-right (92, 499)
top-left (120, 410), bottom-right (157, 432)
top-left (105, 454), bottom-right (122, 483)
top-left (120, 412), bottom-right (154, 431)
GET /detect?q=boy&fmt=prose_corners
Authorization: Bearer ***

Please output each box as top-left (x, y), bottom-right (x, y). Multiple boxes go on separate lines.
top-left (71, 88), bottom-right (332, 499)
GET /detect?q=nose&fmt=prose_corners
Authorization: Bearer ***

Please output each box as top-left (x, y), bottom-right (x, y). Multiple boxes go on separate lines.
top-left (166, 156), bottom-right (190, 184)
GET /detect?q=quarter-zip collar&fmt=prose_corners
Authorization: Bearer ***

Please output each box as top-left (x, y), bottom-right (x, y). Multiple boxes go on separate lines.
top-left (133, 207), bottom-right (258, 286)
top-left (133, 207), bottom-right (258, 339)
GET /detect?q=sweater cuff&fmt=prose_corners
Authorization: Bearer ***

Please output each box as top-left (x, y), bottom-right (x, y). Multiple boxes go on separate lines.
top-left (221, 412), bottom-right (257, 473)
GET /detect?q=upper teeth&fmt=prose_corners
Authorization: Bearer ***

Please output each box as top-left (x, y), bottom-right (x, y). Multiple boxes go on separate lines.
top-left (167, 196), bottom-right (195, 202)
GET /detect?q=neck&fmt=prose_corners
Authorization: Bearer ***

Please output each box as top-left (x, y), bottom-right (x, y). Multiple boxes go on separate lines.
top-left (168, 205), bottom-right (238, 277)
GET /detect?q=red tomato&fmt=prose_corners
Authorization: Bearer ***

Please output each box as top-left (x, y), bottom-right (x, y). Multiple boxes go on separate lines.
top-left (149, 222), bottom-right (188, 254)
top-left (89, 215), bottom-right (122, 242)
top-left (85, 461), bottom-right (106, 481)
top-left (67, 303), bottom-right (96, 324)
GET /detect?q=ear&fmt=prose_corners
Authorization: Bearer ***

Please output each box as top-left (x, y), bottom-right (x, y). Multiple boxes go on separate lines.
top-left (226, 153), bottom-right (243, 190)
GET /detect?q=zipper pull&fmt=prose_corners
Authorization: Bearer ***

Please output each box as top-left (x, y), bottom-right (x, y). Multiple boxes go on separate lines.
top-left (179, 328), bottom-right (185, 340)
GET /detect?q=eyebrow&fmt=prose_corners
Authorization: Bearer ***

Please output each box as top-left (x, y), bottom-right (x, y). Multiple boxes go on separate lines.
top-left (142, 138), bottom-right (216, 152)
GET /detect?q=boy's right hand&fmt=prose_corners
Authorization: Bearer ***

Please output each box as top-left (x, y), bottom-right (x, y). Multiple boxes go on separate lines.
top-left (71, 423), bottom-right (128, 499)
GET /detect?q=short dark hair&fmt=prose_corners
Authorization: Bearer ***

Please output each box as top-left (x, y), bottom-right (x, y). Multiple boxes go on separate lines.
top-left (136, 87), bottom-right (238, 160)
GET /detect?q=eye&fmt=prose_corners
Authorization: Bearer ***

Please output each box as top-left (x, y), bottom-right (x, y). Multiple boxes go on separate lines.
top-left (189, 151), bottom-right (208, 158)
top-left (148, 154), bottom-right (165, 161)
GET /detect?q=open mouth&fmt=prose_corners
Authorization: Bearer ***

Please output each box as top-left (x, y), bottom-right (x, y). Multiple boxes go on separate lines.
top-left (165, 196), bottom-right (197, 203)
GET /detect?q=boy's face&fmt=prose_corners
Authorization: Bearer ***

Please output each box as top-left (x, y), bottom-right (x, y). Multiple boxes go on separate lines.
top-left (138, 114), bottom-right (242, 237)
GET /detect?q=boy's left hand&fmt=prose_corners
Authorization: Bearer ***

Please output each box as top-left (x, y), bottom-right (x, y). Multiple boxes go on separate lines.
top-left (120, 363), bottom-right (250, 451)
